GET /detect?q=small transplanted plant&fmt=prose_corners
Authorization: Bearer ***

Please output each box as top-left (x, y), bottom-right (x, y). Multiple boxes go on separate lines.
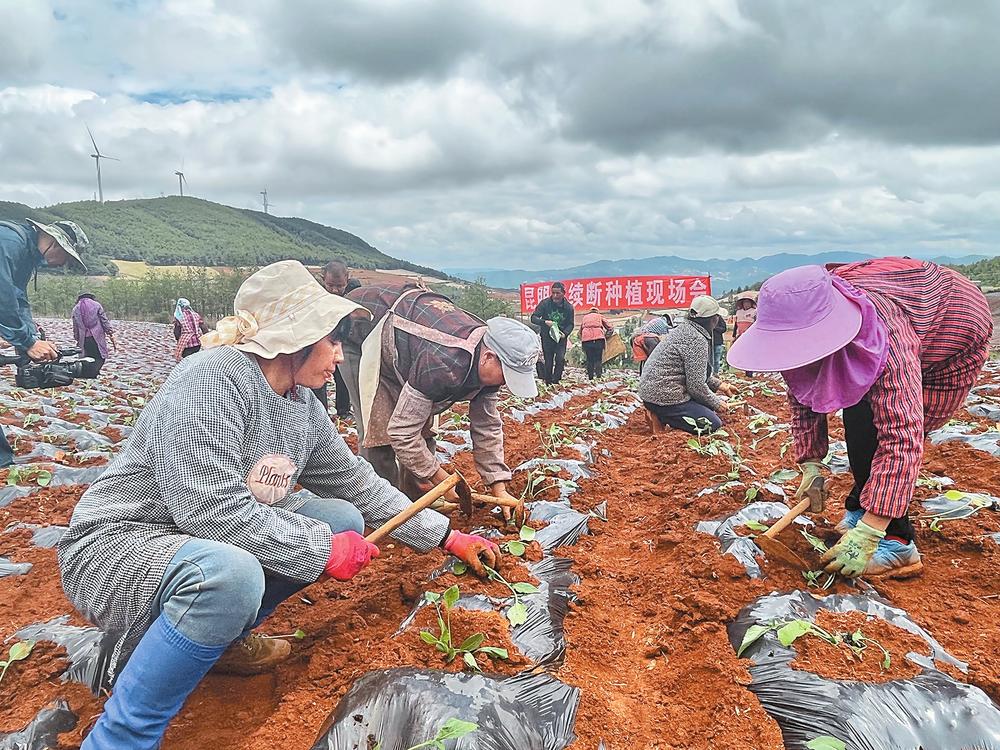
top-left (0, 641), bottom-right (35, 685)
top-left (501, 525), bottom-right (536, 557)
top-left (918, 489), bottom-right (995, 532)
top-left (535, 423), bottom-right (573, 457)
top-left (737, 618), bottom-right (892, 670)
top-left (484, 566), bottom-right (539, 628)
top-left (5, 466), bottom-right (52, 487)
top-left (373, 718), bottom-right (478, 750)
top-left (419, 585), bottom-right (509, 671)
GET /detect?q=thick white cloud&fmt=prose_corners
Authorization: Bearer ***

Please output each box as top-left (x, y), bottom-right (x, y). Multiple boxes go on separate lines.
top-left (2, 0), bottom-right (999, 271)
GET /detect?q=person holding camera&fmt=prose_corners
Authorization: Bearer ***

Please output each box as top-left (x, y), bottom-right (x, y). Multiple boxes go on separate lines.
top-left (0, 218), bottom-right (89, 467)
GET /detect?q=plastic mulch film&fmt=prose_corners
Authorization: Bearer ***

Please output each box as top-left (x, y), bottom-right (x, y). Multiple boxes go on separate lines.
top-left (822, 440), bottom-right (850, 474)
top-left (310, 668), bottom-right (580, 750)
top-left (920, 491), bottom-right (999, 520)
top-left (514, 458), bottom-right (592, 484)
top-left (3, 524), bottom-right (69, 548)
top-left (930, 423), bottom-right (1000, 456)
top-left (0, 485), bottom-right (32, 507)
top-left (0, 556), bottom-right (32, 578)
top-left (696, 502), bottom-right (813, 578)
top-left (508, 380), bottom-right (623, 423)
top-left (528, 502), bottom-right (593, 551)
top-left (14, 615), bottom-right (113, 694)
top-left (969, 403), bottom-right (1000, 422)
top-left (0, 700), bottom-right (78, 750)
top-left (728, 591), bottom-right (1000, 750)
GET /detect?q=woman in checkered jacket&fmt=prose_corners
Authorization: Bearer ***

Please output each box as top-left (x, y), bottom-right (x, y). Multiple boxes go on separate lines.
top-left (58, 261), bottom-right (500, 750)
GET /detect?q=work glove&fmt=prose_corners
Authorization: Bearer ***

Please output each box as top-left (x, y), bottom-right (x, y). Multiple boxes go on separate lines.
top-left (325, 530), bottom-right (380, 581)
top-left (795, 461), bottom-right (829, 510)
top-left (444, 530), bottom-right (501, 578)
top-left (819, 521), bottom-right (884, 578)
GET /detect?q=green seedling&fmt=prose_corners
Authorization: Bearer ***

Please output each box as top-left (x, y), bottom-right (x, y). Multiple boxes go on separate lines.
top-left (738, 618), bottom-right (891, 670)
top-left (4, 466), bottom-right (52, 487)
top-left (802, 570), bottom-right (835, 590)
top-left (919, 489), bottom-right (994, 532)
top-left (263, 629), bottom-right (306, 641)
top-left (374, 718), bottom-right (479, 750)
top-left (21, 413), bottom-right (41, 429)
top-left (535, 422), bottom-right (574, 457)
top-left (419, 586), bottom-right (509, 671)
top-left (518, 465), bottom-right (568, 501)
top-left (800, 530), bottom-right (828, 553)
top-left (501, 525), bottom-right (536, 557)
top-left (806, 737), bottom-right (846, 750)
top-left (484, 566), bottom-right (539, 628)
top-left (0, 641), bottom-right (35, 684)
top-left (744, 520), bottom-right (768, 533)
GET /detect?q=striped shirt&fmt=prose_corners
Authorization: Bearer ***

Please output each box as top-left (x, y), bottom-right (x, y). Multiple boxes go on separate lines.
top-left (58, 347), bottom-right (450, 679)
top-left (789, 259), bottom-right (992, 518)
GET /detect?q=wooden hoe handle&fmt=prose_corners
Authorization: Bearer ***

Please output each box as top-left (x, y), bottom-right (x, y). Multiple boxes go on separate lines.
top-left (365, 473), bottom-right (461, 544)
top-left (470, 491), bottom-right (521, 508)
top-left (762, 497), bottom-right (812, 539)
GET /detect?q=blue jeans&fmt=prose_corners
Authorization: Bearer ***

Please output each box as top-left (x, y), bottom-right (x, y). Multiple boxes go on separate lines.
top-left (644, 400), bottom-right (723, 434)
top-left (153, 497), bottom-right (363, 647)
top-left (712, 345), bottom-right (725, 376)
top-left (0, 425), bottom-right (13, 468)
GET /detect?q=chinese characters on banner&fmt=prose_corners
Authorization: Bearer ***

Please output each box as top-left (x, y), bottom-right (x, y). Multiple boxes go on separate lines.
top-left (520, 275), bottom-right (712, 313)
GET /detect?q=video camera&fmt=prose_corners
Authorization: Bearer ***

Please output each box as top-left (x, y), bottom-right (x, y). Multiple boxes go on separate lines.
top-left (0, 348), bottom-right (94, 389)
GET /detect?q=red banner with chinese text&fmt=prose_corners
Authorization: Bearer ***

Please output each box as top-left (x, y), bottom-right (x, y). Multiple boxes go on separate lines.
top-left (520, 275), bottom-right (712, 313)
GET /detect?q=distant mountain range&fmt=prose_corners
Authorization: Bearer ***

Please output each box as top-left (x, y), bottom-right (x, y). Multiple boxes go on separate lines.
top-left (0, 197), bottom-right (446, 279)
top-left (446, 252), bottom-right (991, 294)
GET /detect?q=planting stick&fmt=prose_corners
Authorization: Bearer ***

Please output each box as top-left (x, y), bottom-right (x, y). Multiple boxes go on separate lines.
top-left (366, 473), bottom-right (462, 544)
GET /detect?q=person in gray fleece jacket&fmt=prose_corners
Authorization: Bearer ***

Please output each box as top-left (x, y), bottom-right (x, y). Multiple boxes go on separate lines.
top-left (638, 295), bottom-right (735, 434)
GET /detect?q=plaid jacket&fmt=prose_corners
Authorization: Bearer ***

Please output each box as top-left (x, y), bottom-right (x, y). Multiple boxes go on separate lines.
top-left (790, 258), bottom-right (992, 518)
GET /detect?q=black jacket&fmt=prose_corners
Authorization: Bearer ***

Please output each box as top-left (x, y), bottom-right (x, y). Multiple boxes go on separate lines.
top-left (530, 297), bottom-right (575, 337)
top-left (712, 316), bottom-right (727, 347)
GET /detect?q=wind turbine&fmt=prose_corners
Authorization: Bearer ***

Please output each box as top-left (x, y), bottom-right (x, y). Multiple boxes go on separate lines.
top-left (175, 159), bottom-right (186, 197)
top-left (86, 125), bottom-right (118, 203)
top-left (260, 189), bottom-right (271, 214)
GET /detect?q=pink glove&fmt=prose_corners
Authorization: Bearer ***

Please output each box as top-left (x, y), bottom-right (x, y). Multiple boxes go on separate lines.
top-left (444, 530), bottom-right (501, 577)
top-left (325, 531), bottom-right (380, 581)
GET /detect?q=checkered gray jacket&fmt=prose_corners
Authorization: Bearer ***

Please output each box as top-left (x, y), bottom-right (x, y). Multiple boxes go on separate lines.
top-left (637, 319), bottom-right (722, 410)
top-left (57, 346), bottom-right (450, 682)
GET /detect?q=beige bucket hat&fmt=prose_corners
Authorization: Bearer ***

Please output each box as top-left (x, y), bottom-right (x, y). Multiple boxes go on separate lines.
top-left (202, 260), bottom-right (370, 358)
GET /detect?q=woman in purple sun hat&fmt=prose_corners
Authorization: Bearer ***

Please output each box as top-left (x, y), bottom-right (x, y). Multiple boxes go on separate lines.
top-left (728, 258), bottom-right (992, 578)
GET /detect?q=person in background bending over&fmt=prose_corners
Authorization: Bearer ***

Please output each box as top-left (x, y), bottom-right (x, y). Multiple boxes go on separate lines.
top-left (579, 306), bottom-right (612, 380)
top-left (728, 261), bottom-right (992, 577)
top-left (631, 313), bottom-right (671, 375)
top-left (313, 259), bottom-right (362, 417)
top-left (72, 292), bottom-right (116, 378)
top-left (639, 295), bottom-right (735, 434)
top-left (0, 218), bottom-right (89, 468)
top-left (173, 298), bottom-right (208, 360)
top-left (530, 282), bottom-right (575, 385)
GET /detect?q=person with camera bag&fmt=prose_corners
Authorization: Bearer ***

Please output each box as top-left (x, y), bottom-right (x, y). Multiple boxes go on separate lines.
top-left (0, 218), bottom-right (89, 467)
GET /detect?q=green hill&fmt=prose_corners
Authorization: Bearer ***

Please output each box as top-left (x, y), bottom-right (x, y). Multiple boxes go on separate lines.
top-left (0, 197), bottom-right (444, 278)
top-left (956, 256), bottom-right (1000, 288)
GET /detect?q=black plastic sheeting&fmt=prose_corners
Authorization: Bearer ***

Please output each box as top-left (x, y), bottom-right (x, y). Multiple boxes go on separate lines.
top-left (729, 590), bottom-right (1000, 749)
top-left (310, 668), bottom-right (579, 750)
top-left (14, 615), bottom-right (112, 694)
top-left (696, 502), bottom-right (813, 578)
top-left (4, 524), bottom-right (68, 548)
top-left (0, 700), bottom-right (78, 750)
top-left (921, 491), bottom-right (999, 520)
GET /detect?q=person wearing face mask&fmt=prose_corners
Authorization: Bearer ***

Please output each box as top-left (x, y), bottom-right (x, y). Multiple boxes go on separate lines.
top-left (58, 261), bottom-right (499, 749)
top-left (530, 281), bottom-right (576, 385)
top-left (638, 295), bottom-right (735, 434)
top-left (728, 260), bottom-right (992, 578)
top-left (0, 218), bottom-right (89, 467)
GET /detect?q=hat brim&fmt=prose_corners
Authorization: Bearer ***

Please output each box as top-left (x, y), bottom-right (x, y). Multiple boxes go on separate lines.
top-left (501, 362), bottom-right (538, 399)
top-left (27, 221), bottom-right (87, 272)
top-left (726, 289), bottom-right (862, 372)
top-left (234, 295), bottom-right (370, 359)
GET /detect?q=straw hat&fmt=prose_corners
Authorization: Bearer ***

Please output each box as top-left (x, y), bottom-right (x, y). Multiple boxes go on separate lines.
top-left (202, 260), bottom-right (370, 359)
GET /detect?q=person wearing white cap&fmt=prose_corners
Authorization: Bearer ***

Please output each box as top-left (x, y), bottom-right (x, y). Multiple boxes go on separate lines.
top-left (340, 281), bottom-right (541, 513)
top-left (58, 262), bottom-right (503, 749)
top-left (637, 295), bottom-right (736, 434)
top-left (0, 217), bottom-right (89, 468)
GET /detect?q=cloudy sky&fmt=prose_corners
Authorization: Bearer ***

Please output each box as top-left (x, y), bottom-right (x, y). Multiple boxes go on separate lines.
top-left (2, 0), bottom-right (1000, 270)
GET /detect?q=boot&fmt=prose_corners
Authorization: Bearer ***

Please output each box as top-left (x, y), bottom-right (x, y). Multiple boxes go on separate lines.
top-left (212, 633), bottom-right (291, 676)
top-left (865, 539), bottom-right (923, 577)
top-left (82, 615), bottom-right (226, 749)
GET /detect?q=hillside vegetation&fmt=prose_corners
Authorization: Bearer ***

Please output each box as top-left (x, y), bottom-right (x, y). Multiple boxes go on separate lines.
top-left (0, 197), bottom-right (444, 279)
top-left (956, 256), bottom-right (1000, 287)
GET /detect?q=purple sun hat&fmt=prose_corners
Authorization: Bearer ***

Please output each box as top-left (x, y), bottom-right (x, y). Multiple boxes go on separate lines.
top-left (726, 265), bottom-right (862, 372)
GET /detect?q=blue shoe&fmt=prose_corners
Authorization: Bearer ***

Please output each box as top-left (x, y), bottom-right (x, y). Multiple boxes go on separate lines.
top-left (834, 508), bottom-right (864, 534)
top-left (865, 538), bottom-right (923, 577)
top-left (83, 615), bottom-right (226, 750)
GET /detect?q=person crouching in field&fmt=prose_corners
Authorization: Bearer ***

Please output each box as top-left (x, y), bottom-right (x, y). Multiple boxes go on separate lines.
top-left (172, 297), bottom-right (209, 360)
top-left (58, 261), bottom-right (501, 749)
top-left (638, 295), bottom-right (736, 434)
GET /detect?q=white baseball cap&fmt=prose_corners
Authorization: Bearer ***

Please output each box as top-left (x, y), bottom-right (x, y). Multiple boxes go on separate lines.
top-left (484, 317), bottom-right (541, 399)
top-left (689, 295), bottom-right (728, 319)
